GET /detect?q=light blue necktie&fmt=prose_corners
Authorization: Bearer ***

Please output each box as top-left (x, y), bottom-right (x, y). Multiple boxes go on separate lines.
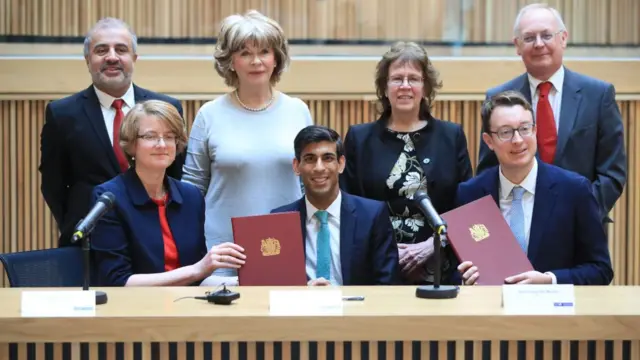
top-left (314, 210), bottom-right (331, 280)
top-left (510, 186), bottom-right (527, 253)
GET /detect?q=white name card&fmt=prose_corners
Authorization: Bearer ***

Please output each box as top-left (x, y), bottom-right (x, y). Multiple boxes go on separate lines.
top-left (21, 290), bottom-right (96, 317)
top-left (269, 289), bottom-right (343, 316)
top-left (502, 285), bottom-right (575, 315)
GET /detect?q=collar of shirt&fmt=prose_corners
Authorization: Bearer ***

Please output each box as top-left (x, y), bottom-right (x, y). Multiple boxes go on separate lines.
top-left (528, 65), bottom-right (565, 96)
top-left (94, 83), bottom-right (135, 109)
top-left (499, 158), bottom-right (538, 200)
top-left (305, 191), bottom-right (342, 223)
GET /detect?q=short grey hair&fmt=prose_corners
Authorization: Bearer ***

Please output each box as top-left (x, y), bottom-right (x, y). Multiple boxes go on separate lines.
top-left (513, 3), bottom-right (566, 36)
top-left (213, 10), bottom-right (290, 88)
top-left (83, 18), bottom-right (138, 57)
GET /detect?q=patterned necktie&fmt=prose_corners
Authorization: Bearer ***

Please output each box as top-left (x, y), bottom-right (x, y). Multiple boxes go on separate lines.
top-left (111, 99), bottom-right (129, 172)
top-left (536, 81), bottom-right (557, 163)
top-left (314, 210), bottom-right (331, 280)
top-left (510, 186), bottom-right (527, 253)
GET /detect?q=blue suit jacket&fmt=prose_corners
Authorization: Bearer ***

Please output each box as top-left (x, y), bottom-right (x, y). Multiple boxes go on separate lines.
top-left (91, 169), bottom-right (207, 286)
top-left (455, 162), bottom-right (613, 285)
top-left (476, 68), bottom-right (627, 223)
top-left (271, 192), bottom-right (400, 285)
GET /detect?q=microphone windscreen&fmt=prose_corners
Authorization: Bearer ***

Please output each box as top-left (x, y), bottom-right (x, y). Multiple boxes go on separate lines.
top-left (413, 190), bottom-right (429, 202)
top-left (98, 192), bottom-right (116, 207)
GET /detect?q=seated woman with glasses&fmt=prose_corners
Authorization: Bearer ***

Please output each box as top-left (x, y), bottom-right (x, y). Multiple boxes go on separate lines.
top-left (340, 41), bottom-right (473, 285)
top-left (91, 100), bottom-right (246, 287)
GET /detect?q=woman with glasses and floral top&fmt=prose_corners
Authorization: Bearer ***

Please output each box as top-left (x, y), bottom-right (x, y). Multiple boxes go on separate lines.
top-left (91, 100), bottom-right (246, 287)
top-left (340, 42), bottom-right (473, 285)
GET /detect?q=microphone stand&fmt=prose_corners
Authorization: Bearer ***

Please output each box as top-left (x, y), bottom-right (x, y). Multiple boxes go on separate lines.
top-left (416, 224), bottom-right (459, 299)
top-left (80, 233), bottom-right (108, 305)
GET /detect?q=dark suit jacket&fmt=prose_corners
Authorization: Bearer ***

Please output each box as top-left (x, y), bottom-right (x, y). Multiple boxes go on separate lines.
top-left (477, 67), bottom-right (627, 223)
top-left (39, 84), bottom-right (186, 247)
top-left (91, 169), bottom-right (207, 287)
top-left (271, 192), bottom-right (400, 285)
top-left (455, 161), bottom-right (613, 285)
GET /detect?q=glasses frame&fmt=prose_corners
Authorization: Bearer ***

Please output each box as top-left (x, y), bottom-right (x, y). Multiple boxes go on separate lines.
top-left (488, 123), bottom-right (536, 142)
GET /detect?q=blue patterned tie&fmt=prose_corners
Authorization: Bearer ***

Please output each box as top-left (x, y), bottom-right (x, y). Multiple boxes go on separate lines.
top-left (510, 186), bottom-right (527, 253)
top-left (314, 210), bottom-right (331, 280)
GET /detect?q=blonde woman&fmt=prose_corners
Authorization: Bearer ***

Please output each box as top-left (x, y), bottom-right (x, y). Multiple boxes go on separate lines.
top-left (91, 100), bottom-right (246, 287)
top-left (182, 10), bottom-right (313, 282)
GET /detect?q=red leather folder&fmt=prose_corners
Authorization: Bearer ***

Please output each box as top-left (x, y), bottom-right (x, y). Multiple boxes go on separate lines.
top-left (231, 212), bottom-right (307, 286)
top-left (441, 195), bottom-right (534, 285)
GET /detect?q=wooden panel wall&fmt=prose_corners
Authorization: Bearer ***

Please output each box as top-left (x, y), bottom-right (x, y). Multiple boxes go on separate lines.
top-left (1, 97), bottom-right (638, 288)
top-left (1, 0), bottom-right (639, 44)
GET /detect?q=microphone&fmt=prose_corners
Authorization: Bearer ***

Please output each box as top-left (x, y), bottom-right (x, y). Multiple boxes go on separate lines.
top-left (71, 192), bottom-right (116, 244)
top-left (413, 190), bottom-right (446, 234)
top-left (412, 190), bottom-right (459, 300)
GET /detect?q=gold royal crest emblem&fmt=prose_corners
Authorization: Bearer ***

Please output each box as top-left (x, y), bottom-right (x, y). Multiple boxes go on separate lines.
top-left (260, 238), bottom-right (281, 256)
top-left (469, 224), bottom-right (489, 242)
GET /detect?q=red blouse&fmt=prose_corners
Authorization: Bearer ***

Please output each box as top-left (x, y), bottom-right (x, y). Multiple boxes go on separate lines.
top-left (151, 194), bottom-right (179, 271)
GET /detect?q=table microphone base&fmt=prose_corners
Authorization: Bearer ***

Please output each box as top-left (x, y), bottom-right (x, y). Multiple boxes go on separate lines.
top-left (95, 291), bottom-right (108, 305)
top-left (416, 285), bottom-right (459, 299)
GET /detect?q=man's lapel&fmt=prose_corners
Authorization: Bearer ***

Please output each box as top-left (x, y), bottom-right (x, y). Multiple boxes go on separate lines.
top-left (527, 163), bottom-right (557, 263)
top-left (555, 69), bottom-right (583, 161)
top-left (339, 194), bottom-right (356, 286)
top-left (82, 86), bottom-right (120, 174)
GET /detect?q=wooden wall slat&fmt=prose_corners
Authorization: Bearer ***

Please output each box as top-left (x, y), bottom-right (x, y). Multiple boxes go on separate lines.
top-left (1, 0), bottom-right (639, 44)
top-left (0, 97), bottom-right (638, 287)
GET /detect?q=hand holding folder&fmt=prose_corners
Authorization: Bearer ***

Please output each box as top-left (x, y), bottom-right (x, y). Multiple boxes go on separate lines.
top-left (441, 195), bottom-right (534, 285)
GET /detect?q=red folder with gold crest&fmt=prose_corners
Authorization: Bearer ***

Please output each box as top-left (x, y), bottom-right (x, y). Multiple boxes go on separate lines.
top-left (231, 212), bottom-right (307, 286)
top-left (441, 195), bottom-right (534, 285)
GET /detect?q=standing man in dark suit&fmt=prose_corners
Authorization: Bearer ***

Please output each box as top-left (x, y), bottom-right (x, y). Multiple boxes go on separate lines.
top-left (476, 3), bottom-right (627, 224)
top-left (458, 91), bottom-right (613, 286)
top-left (271, 125), bottom-right (400, 286)
top-left (39, 18), bottom-right (185, 247)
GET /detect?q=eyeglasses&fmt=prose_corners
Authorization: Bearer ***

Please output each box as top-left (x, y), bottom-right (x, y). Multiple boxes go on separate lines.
top-left (388, 76), bottom-right (423, 87)
top-left (137, 133), bottom-right (177, 145)
top-left (518, 29), bottom-right (563, 44)
top-left (489, 123), bottom-right (535, 141)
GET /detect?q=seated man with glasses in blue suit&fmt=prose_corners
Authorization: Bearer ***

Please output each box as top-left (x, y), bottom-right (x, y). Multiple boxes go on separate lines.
top-left (271, 125), bottom-right (400, 286)
top-left (456, 91), bottom-right (612, 286)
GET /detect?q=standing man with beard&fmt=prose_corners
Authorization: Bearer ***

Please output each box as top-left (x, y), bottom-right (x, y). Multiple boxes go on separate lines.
top-left (39, 18), bottom-right (185, 247)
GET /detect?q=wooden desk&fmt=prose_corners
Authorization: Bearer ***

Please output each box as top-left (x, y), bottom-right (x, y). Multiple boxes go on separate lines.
top-left (0, 286), bottom-right (639, 360)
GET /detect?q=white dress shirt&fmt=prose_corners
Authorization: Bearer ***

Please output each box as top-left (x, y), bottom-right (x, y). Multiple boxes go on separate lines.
top-left (498, 158), bottom-right (557, 284)
top-left (304, 191), bottom-right (343, 285)
top-left (528, 66), bottom-right (564, 132)
top-left (93, 84), bottom-right (135, 145)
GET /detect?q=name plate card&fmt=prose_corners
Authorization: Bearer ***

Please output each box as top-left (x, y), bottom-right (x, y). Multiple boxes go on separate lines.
top-left (21, 290), bottom-right (96, 317)
top-left (269, 289), bottom-right (343, 316)
top-left (502, 285), bottom-right (575, 315)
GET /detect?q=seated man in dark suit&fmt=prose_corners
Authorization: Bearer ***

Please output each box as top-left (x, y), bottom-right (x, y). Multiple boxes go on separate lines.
top-left (272, 125), bottom-right (400, 286)
top-left (457, 91), bottom-right (613, 286)
top-left (39, 17), bottom-right (186, 247)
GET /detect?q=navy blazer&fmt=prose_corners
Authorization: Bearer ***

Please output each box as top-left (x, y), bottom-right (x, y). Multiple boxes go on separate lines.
top-left (271, 192), bottom-right (400, 285)
top-left (477, 68), bottom-right (627, 223)
top-left (91, 169), bottom-right (207, 286)
top-left (455, 161), bottom-right (613, 285)
top-left (39, 84), bottom-right (186, 247)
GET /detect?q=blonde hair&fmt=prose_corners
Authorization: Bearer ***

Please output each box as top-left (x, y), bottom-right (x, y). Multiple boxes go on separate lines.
top-left (119, 100), bottom-right (187, 166)
top-left (513, 3), bottom-right (566, 36)
top-left (213, 10), bottom-right (290, 87)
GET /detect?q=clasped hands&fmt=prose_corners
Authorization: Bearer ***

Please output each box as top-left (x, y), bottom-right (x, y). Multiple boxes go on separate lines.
top-left (457, 261), bottom-right (553, 285)
top-left (398, 237), bottom-right (434, 280)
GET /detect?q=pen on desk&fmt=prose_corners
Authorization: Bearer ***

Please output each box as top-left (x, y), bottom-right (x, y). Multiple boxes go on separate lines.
top-left (342, 296), bottom-right (365, 301)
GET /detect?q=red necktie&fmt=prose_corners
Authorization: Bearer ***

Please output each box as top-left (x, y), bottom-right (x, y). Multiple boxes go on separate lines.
top-left (111, 99), bottom-right (129, 172)
top-left (536, 82), bottom-right (557, 163)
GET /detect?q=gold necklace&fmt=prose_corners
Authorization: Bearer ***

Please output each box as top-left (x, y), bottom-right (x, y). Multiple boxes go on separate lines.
top-left (234, 90), bottom-right (274, 112)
